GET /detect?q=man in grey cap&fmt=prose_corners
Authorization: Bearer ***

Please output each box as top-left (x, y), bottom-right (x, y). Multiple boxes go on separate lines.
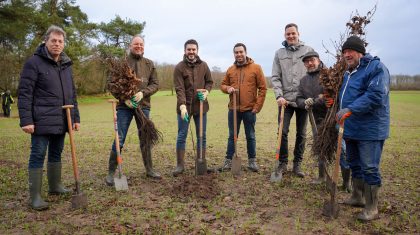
top-left (296, 51), bottom-right (351, 192)
top-left (271, 23), bottom-right (314, 177)
top-left (336, 35), bottom-right (390, 221)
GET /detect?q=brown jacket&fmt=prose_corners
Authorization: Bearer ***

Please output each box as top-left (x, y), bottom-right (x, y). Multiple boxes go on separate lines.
top-left (110, 53), bottom-right (159, 109)
top-left (173, 55), bottom-right (213, 115)
top-left (220, 57), bottom-right (267, 112)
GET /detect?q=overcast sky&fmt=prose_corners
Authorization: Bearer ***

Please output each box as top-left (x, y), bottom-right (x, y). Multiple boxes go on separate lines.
top-left (78, 0), bottom-right (419, 76)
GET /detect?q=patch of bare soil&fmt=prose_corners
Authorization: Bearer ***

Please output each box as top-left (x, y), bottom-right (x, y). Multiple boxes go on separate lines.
top-left (171, 173), bottom-right (221, 200)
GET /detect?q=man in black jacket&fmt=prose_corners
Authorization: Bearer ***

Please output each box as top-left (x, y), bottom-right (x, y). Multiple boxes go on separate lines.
top-left (296, 51), bottom-right (350, 191)
top-left (18, 25), bottom-right (80, 210)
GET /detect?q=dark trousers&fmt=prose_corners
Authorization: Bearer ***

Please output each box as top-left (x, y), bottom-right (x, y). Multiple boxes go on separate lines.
top-left (278, 105), bottom-right (307, 163)
top-left (225, 110), bottom-right (256, 159)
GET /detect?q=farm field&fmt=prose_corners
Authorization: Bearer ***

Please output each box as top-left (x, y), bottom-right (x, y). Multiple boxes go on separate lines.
top-left (0, 90), bottom-right (419, 234)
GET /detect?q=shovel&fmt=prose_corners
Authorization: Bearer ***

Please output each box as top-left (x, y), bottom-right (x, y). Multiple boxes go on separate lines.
top-left (231, 90), bottom-right (241, 176)
top-left (62, 105), bottom-right (88, 209)
top-left (270, 105), bottom-right (285, 182)
top-left (195, 89), bottom-right (207, 175)
top-left (322, 122), bottom-right (345, 218)
top-left (109, 100), bottom-right (129, 191)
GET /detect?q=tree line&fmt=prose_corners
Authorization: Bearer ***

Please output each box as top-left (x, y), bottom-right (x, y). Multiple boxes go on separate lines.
top-left (0, 1), bottom-right (416, 96)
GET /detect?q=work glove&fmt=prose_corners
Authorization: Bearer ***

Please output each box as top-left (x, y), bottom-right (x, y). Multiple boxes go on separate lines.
top-left (325, 97), bottom-right (334, 108)
top-left (197, 89), bottom-right (209, 101)
top-left (336, 108), bottom-right (352, 123)
top-left (125, 98), bottom-right (138, 109)
top-left (132, 91), bottom-right (143, 103)
top-left (179, 104), bottom-right (189, 122)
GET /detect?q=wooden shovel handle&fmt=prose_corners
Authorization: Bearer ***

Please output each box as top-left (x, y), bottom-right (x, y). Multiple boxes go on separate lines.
top-left (332, 123), bottom-right (344, 184)
top-left (62, 105), bottom-right (80, 183)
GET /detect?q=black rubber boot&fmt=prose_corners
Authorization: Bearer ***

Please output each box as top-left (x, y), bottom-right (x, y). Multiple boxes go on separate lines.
top-left (311, 159), bottom-right (326, 184)
top-left (357, 183), bottom-right (380, 221)
top-left (172, 149), bottom-right (185, 177)
top-left (247, 158), bottom-right (259, 172)
top-left (142, 147), bottom-right (161, 179)
top-left (105, 151), bottom-right (118, 186)
top-left (343, 178), bottom-right (365, 207)
top-left (293, 161), bottom-right (305, 178)
top-left (47, 162), bottom-right (71, 195)
top-left (29, 168), bottom-right (49, 210)
top-left (341, 168), bottom-right (352, 193)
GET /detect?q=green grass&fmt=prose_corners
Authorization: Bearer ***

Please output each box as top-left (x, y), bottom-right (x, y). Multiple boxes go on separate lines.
top-left (0, 90), bottom-right (419, 234)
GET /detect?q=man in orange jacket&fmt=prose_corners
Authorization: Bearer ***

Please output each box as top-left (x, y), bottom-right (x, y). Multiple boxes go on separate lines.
top-left (219, 43), bottom-right (267, 172)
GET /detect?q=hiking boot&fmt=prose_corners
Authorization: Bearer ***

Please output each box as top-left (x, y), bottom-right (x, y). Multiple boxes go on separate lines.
top-left (172, 149), bottom-right (185, 177)
top-left (343, 178), bottom-right (365, 207)
top-left (247, 158), bottom-right (259, 172)
top-left (293, 162), bottom-right (305, 178)
top-left (219, 158), bottom-right (232, 172)
top-left (277, 161), bottom-right (288, 173)
top-left (28, 168), bottom-right (49, 210)
top-left (357, 184), bottom-right (380, 221)
top-left (47, 162), bottom-right (71, 195)
top-left (105, 151), bottom-right (118, 186)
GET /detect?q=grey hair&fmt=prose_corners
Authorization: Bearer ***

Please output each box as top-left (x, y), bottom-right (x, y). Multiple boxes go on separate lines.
top-left (44, 25), bottom-right (66, 41)
top-left (131, 34), bottom-right (145, 44)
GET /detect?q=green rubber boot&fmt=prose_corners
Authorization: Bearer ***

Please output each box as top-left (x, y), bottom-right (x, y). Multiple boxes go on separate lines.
top-left (29, 168), bottom-right (49, 210)
top-left (47, 162), bottom-right (71, 195)
top-left (357, 184), bottom-right (380, 221)
top-left (343, 178), bottom-right (365, 207)
top-left (105, 151), bottom-right (118, 186)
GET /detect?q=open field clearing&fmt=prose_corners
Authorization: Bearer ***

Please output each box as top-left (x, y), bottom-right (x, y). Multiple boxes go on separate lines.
top-left (0, 90), bottom-right (419, 234)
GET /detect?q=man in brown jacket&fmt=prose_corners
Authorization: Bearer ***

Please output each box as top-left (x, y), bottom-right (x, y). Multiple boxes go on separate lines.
top-left (105, 35), bottom-right (161, 186)
top-left (172, 39), bottom-right (213, 176)
top-left (220, 43), bottom-right (267, 172)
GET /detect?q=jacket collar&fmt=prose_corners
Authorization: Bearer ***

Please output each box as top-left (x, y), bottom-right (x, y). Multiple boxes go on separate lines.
top-left (183, 54), bottom-right (202, 67)
top-left (282, 40), bottom-right (305, 51)
top-left (35, 43), bottom-right (72, 66)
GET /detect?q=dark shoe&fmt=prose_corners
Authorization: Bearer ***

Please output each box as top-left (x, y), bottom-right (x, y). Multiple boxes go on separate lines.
top-left (28, 168), bottom-right (49, 210)
top-left (105, 151), bottom-right (118, 186)
top-left (341, 168), bottom-right (352, 193)
top-left (47, 162), bottom-right (71, 195)
top-left (293, 162), bottom-right (305, 178)
top-left (247, 158), bottom-right (259, 172)
top-left (219, 158), bottom-right (232, 172)
top-left (172, 149), bottom-right (185, 177)
top-left (311, 160), bottom-right (326, 184)
top-left (142, 147), bottom-right (161, 179)
top-left (357, 184), bottom-right (380, 221)
top-left (343, 178), bottom-right (365, 207)
top-left (277, 161), bottom-right (288, 173)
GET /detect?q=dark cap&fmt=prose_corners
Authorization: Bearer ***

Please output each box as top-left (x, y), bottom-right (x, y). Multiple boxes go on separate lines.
top-left (302, 51), bottom-right (319, 62)
top-left (342, 36), bottom-right (366, 54)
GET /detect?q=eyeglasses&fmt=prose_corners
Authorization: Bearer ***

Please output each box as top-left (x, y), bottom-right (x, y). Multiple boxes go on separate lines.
top-left (303, 57), bottom-right (317, 64)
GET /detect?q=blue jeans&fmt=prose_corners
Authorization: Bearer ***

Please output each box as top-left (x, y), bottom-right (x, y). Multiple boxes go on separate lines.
top-left (176, 113), bottom-right (207, 150)
top-left (339, 139), bottom-right (350, 169)
top-left (345, 138), bottom-right (384, 186)
top-left (278, 106), bottom-right (307, 163)
top-left (111, 107), bottom-right (150, 153)
top-left (226, 110), bottom-right (256, 159)
top-left (29, 134), bottom-right (65, 168)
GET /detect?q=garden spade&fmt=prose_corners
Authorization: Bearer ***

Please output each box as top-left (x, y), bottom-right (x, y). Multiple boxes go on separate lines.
top-left (270, 105), bottom-right (285, 182)
top-left (308, 107), bottom-right (317, 138)
top-left (62, 105), bottom-right (88, 209)
top-left (195, 89), bottom-right (207, 175)
top-left (109, 100), bottom-right (128, 191)
top-left (231, 90), bottom-right (241, 176)
top-left (322, 122), bottom-right (345, 218)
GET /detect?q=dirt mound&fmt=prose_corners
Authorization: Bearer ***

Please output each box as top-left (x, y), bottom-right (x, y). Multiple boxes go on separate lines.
top-left (171, 174), bottom-right (220, 200)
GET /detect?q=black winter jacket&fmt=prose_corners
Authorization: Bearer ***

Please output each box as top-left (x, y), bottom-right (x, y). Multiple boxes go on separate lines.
top-left (18, 44), bottom-right (80, 135)
top-left (296, 66), bottom-right (327, 125)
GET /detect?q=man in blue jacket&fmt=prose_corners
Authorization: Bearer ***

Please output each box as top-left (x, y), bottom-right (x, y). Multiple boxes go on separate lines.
top-left (18, 25), bottom-right (80, 210)
top-left (336, 36), bottom-right (390, 221)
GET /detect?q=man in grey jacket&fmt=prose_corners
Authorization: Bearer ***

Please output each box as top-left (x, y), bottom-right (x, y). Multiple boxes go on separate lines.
top-left (271, 23), bottom-right (314, 177)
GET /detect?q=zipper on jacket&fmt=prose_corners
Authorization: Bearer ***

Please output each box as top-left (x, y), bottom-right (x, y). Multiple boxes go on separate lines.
top-left (340, 69), bottom-right (356, 109)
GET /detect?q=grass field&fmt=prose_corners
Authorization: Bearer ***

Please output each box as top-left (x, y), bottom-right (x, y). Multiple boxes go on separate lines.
top-left (0, 90), bottom-right (419, 234)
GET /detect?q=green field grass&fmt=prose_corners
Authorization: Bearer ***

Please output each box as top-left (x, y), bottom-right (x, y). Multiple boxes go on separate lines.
top-left (0, 90), bottom-right (419, 234)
